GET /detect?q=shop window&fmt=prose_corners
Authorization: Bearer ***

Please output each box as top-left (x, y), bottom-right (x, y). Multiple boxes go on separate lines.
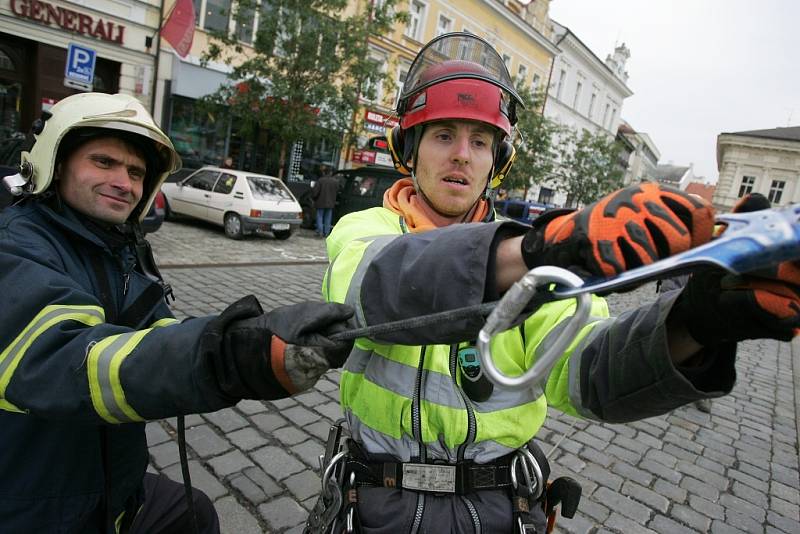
top-left (768, 179), bottom-right (785, 204)
top-left (0, 50), bottom-right (13, 71)
top-left (738, 175), bottom-right (755, 197)
top-left (168, 95), bottom-right (229, 170)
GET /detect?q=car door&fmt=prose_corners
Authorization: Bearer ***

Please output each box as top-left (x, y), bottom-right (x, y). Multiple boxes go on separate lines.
top-left (171, 169), bottom-right (219, 221)
top-left (207, 172), bottom-right (238, 226)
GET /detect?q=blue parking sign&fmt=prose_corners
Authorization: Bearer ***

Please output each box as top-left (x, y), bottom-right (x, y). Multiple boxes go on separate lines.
top-left (65, 43), bottom-right (96, 85)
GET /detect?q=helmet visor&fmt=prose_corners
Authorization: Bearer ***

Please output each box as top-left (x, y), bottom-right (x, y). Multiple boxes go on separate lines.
top-left (400, 32), bottom-right (523, 110)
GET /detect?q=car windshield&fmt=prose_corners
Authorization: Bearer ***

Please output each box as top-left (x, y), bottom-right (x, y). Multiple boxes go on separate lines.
top-left (247, 176), bottom-right (295, 201)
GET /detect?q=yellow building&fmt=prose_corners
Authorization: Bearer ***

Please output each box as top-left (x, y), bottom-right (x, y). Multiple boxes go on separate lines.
top-left (348, 0), bottom-right (559, 168)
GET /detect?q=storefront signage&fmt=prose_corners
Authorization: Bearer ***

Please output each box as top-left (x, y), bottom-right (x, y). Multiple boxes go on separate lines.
top-left (364, 109), bottom-right (399, 128)
top-left (352, 149), bottom-right (376, 164)
top-left (11, 0), bottom-right (126, 44)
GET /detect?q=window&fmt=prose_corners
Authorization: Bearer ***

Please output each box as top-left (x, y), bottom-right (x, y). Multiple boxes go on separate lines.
top-left (364, 52), bottom-right (387, 102)
top-left (192, 0), bottom-right (202, 26)
top-left (532, 73), bottom-right (541, 92)
top-left (517, 64), bottom-right (527, 85)
top-left (769, 180), bottom-right (785, 204)
top-left (556, 69), bottom-right (566, 99)
top-left (405, 1), bottom-right (426, 40)
top-left (538, 187), bottom-right (555, 205)
top-left (602, 103), bottom-right (610, 127)
top-left (588, 92), bottom-right (597, 119)
top-left (609, 107), bottom-right (617, 128)
top-left (247, 177), bottom-right (295, 200)
top-left (436, 13), bottom-right (452, 36)
top-left (573, 81), bottom-right (582, 110)
top-left (214, 173), bottom-right (237, 194)
top-left (235, 3), bottom-right (255, 43)
top-left (186, 170), bottom-right (219, 191)
top-left (394, 65), bottom-right (409, 108)
top-left (502, 54), bottom-right (512, 70)
top-left (738, 175), bottom-right (755, 197)
top-left (203, 0), bottom-right (230, 32)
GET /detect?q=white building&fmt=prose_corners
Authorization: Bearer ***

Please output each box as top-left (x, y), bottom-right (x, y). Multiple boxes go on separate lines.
top-left (618, 120), bottom-right (660, 185)
top-left (529, 20), bottom-right (633, 206)
top-left (713, 126), bottom-right (800, 211)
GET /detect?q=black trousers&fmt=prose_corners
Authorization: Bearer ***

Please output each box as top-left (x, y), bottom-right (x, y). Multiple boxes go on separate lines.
top-left (127, 473), bottom-right (220, 534)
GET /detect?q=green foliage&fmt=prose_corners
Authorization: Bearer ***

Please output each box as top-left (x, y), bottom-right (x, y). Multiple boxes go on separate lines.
top-left (201, 0), bottom-right (405, 159)
top-left (556, 128), bottom-right (625, 206)
top-left (510, 84), bottom-right (624, 206)
top-left (508, 86), bottom-right (563, 192)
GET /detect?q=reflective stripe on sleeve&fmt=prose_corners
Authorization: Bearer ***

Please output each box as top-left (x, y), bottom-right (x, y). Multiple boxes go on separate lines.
top-left (150, 317), bottom-right (179, 328)
top-left (0, 305), bottom-right (105, 413)
top-left (87, 329), bottom-right (152, 423)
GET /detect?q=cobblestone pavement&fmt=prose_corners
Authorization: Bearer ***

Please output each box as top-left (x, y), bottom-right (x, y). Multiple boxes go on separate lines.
top-left (147, 220), bottom-right (800, 533)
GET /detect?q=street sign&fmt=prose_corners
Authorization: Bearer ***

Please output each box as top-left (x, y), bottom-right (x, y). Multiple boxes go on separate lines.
top-left (64, 43), bottom-right (96, 92)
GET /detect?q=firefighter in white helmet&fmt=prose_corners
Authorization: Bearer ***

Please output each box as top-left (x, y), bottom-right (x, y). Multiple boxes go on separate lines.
top-left (0, 92), bottom-right (355, 533)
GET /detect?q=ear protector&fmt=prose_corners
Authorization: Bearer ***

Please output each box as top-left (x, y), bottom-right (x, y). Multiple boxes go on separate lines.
top-left (386, 125), bottom-right (517, 189)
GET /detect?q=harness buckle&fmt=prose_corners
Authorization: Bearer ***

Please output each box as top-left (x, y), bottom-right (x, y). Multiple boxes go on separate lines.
top-left (401, 463), bottom-right (457, 493)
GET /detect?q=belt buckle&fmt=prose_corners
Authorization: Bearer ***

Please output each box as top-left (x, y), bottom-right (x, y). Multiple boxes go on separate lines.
top-left (402, 463), bottom-right (456, 493)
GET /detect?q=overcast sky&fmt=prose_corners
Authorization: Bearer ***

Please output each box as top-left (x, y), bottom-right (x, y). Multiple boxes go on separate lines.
top-left (548, 0), bottom-right (800, 183)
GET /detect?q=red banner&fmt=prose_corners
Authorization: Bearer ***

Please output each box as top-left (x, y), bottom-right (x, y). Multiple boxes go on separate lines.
top-left (161, 0), bottom-right (195, 58)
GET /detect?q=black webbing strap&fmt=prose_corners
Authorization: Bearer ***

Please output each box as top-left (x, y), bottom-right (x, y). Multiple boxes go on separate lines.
top-left (345, 457), bottom-right (515, 495)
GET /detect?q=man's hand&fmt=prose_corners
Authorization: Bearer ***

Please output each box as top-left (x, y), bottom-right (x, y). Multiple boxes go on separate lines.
top-left (671, 261), bottom-right (800, 345)
top-left (207, 297), bottom-right (355, 400)
top-left (520, 183), bottom-right (716, 277)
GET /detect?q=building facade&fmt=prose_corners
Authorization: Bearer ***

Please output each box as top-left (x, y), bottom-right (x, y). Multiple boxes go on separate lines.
top-left (526, 20), bottom-right (633, 207)
top-left (0, 0), bottom-right (161, 143)
top-left (350, 0), bottom-right (559, 171)
top-left (618, 120), bottom-right (660, 185)
top-left (713, 126), bottom-right (800, 211)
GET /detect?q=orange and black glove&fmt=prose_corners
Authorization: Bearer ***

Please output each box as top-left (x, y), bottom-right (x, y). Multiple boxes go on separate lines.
top-left (521, 183), bottom-right (716, 277)
top-left (671, 261), bottom-right (800, 345)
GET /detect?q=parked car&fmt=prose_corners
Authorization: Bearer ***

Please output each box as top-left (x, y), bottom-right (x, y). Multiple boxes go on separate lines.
top-left (332, 166), bottom-right (405, 224)
top-left (494, 198), bottom-right (553, 225)
top-left (141, 190), bottom-right (166, 234)
top-left (161, 166), bottom-right (303, 240)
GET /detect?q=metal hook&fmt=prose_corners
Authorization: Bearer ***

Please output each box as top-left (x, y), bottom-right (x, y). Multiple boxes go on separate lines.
top-left (477, 266), bottom-right (591, 391)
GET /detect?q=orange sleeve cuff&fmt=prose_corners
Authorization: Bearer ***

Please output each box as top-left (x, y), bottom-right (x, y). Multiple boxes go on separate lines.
top-left (270, 335), bottom-right (298, 395)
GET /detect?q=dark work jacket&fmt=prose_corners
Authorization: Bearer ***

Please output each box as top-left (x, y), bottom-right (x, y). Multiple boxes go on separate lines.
top-left (312, 175), bottom-right (339, 209)
top-left (0, 201), bottom-right (235, 533)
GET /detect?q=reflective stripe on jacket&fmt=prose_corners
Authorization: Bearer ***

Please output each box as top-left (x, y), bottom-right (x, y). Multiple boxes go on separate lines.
top-left (0, 201), bottom-right (233, 532)
top-left (323, 207), bottom-right (610, 463)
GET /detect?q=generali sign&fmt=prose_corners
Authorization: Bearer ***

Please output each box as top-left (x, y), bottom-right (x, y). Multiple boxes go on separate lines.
top-left (11, 0), bottom-right (126, 44)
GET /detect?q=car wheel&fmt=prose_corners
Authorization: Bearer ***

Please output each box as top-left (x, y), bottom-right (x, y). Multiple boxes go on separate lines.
top-left (273, 229), bottom-right (292, 240)
top-left (224, 213), bottom-right (244, 240)
top-left (300, 204), bottom-right (315, 229)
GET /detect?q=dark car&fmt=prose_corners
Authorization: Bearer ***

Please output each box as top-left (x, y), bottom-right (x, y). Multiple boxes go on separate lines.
top-left (287, 165), bottom-right (404, 228)
top-left (141, 190), bottom-right (166, 234)
top-left (493, 198), bottom-right (554, 225)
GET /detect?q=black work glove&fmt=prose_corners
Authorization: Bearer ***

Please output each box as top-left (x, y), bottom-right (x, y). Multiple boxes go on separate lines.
top-left (521, 183), bottom-right (716, 278)
top-left (205, 296), bottom-right (355, 401)
top-left (670, 262), bottom-right (800, 345)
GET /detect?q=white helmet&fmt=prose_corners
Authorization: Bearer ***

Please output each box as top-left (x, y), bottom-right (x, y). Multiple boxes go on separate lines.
top-left (5, 92), bottom-right (180, 222)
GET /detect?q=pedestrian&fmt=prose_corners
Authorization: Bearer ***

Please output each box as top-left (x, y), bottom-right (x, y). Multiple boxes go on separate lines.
top-left (311, 32), bottom-right (800, 533)
top-left (656, 191), bottom-right (773, 414)
top-left (312, 164), bottom-right (339, 237)
top-left (220, 155), bottom-right (234, 169)
top-left (0, 92), bottom-right (355, 533)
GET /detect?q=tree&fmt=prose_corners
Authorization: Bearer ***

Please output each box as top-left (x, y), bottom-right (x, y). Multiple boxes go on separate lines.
top-left (201, 0), bottom-right (406, 178)
top-left (506, 86), bottom-right (563, 195)
top-left (555, 128), bottom-right (625, 207)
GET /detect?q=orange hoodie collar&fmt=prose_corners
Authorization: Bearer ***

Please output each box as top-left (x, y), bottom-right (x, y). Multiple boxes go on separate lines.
top-left (383, 178), bottom-right (489, 233)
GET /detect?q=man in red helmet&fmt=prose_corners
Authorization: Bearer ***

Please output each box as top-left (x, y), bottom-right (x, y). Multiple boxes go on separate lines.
top-left (310, 33), bottom-right (800, 533)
